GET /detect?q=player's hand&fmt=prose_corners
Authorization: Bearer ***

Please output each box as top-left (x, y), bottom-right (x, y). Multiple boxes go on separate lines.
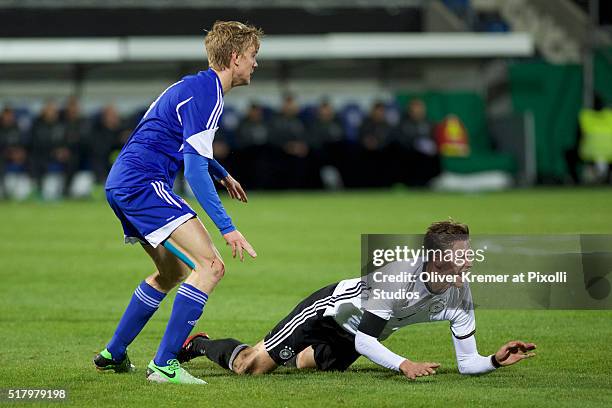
top-left (223, 230), bottom-right (257, 261)
top-left (494, 340), bottom-right (536, 367)
top-left (399, 359), bottom-right (440, 380)
top-left (220, 175), bottom-right (248, 203)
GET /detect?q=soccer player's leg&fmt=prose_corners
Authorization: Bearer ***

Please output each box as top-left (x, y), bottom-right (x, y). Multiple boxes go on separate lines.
top-left (258, 283), bottom-right (340, 370)
top-left (293, 318), bottom-right (361, 372)
top-left (146, 217), bottom-right (226, 384)
top-left (231, 341), bottom-right (278, 375)
top-left (295, 346), bottom-right (317, 369)
top-left (95, 189), bottom-right (190, 373)
top-left (293, 336), bottom-right (360, 371)
top-left (179, 333), bottom-right (278, 374)
top-left (179, 283), bottom-right (342, 375)
top-left (310, 342), bottom-right (361, 371)
top-left (94, 243), bottom-right (190, 373)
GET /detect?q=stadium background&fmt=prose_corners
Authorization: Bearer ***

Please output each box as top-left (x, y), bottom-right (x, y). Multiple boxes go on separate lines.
top-left (1, 0), bottom-right (611, 406)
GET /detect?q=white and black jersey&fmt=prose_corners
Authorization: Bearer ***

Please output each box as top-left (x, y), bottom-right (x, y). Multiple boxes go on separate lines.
top-left (263, 260), bottom-right (493, 374)
top-left (323, 260), bottom-right (476, 341)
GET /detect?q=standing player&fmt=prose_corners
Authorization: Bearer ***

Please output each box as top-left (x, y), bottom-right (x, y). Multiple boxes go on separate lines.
top-left (178, 221), bottom-right (536, 379)
top-left (93, 21), bottom-right (263, 384)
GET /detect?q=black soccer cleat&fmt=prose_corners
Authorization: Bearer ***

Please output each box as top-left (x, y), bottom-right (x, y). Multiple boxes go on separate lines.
top-left (177, 332), bottom-right (210, 363)
top-left (94, 348), bottom-right (136, 373)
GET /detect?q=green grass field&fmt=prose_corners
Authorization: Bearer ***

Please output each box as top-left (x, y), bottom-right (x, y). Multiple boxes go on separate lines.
top-left (1, 188), bottom-right (612, 407)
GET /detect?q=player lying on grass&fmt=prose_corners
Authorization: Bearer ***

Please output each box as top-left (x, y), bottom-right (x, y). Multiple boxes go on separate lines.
top-left (94, 21), bottom-right (263, 384)
top-left (178, 220), bottom-right (536, 379)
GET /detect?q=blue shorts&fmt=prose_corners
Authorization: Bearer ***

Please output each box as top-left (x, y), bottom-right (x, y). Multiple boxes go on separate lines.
top-left (106, 180), bottom-right (197, 248)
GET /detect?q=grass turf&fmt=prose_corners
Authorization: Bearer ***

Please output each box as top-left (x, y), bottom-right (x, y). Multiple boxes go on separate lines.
top-left (1, 188), bottom-right (611, 407)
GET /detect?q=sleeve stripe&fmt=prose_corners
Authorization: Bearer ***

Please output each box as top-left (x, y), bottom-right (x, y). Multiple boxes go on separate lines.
top-left (211, 95), bottom-right (224, 129)
top-left (452, 329), bottom-right (476, 340)
top-left (175, 96), bottom-right (193, 125)
top-left (205, 80), bottom-right (222, 129)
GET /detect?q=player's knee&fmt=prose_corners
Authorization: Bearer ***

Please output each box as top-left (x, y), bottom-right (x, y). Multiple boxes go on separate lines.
top-left (210, 257), bottom-right (225, 282)
top-left (194, 256), bottom-right (225, 283)
top-left (296, 352), bottom-right (313, 369)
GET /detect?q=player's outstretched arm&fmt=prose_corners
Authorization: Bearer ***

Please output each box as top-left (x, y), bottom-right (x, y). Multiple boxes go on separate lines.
top-left (356, 311), bottom-right (440, 380)
top-left (452, 335), bottom-right (536, 375)
top-left (219, 175), bottom-right (248, 203)
top-left (492, 340), bottom-right (536, 367)
top-left (184, 153), bottom-right (257, 261)
top-left (208, 158), bottom-right (248, 203)
top-left (223, 230), bottom-right (257, 261)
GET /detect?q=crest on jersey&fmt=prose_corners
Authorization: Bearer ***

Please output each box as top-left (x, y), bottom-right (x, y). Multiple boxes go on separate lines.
top-left (279, 346), bottom-right (295, 360)
top-left (429, 300), bottom-right (445, 314)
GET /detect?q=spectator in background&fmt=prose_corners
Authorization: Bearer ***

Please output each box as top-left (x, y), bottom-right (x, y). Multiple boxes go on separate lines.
top-left (30, 100), bottom-right (68, 200)
top-left (358, 101), bottom-right (393, 187)
top-left (237, 103), bottom-right (270, 149)
top-left (270, 95), bottom-right (312, 189)
top-left (308, 100), bottom-right (346, 189)
top-left (62, 96), bottom-right (93, 197)
top-left (91, 104), bottom-right (123, 184)
top-left (235, 103), bottom-right (273, 189)
top-left (308, 100), bottom-right (344, 149)
top-left (570, 94), bottom-right (612, 184)
top-left (393, 98), bottom-right (440, 186)
top-left (0, 106), bottom-right (32, 200)
top-left (63, 96), bottom-right (90, 169)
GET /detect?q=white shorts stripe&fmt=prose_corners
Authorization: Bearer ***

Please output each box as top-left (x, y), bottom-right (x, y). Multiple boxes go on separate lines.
top-left (151, 182), bottom-right (172, 206)
top-left (156, 181), bottom-right (182, 209)
top-left (264, 282), bottom-right (365, 350)
top-left (264, 301), bottom-right (331, 351)
top-left (264, 295), bottom-right (333, 347)
top-left (265, 281), bottom-right (364, 346)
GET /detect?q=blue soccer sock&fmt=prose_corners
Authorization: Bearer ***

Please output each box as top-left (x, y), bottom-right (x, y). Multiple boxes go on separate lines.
top-left (106, 280), bottom-right (166, 360)
top-left (154, 283), bottom-right (208, 366)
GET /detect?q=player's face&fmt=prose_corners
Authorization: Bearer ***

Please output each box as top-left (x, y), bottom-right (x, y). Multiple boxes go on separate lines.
top-left (232, 45), bottom-right (259, 87)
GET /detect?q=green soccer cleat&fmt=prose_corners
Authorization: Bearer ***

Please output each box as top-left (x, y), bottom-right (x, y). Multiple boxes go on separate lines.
top-left (94, 348), bottom-right (136, 373)
top-left (146, 359), bottom-right (207, 384)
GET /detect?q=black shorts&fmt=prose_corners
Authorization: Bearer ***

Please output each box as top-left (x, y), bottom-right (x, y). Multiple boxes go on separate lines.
top-left (263, 282), bottom-right (361, 371)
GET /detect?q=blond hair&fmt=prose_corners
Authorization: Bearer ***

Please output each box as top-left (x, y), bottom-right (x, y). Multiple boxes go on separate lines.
top-left (423, 220), bottom-right (470, 251)
top-left (205, 21), bottom-right (264, 70)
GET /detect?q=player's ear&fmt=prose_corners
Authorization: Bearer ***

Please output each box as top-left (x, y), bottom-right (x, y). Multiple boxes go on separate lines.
top-left (231, 51), bottom-right (240, 66)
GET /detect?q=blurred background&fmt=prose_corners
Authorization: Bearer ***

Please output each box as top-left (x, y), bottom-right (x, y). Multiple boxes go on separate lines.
top-left (0, 0), bottom-right (611, 201)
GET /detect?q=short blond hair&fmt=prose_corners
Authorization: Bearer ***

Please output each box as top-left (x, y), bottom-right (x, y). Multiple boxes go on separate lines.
top-left (205, 21), bottom-right (264, 70)
top-left (423, 220), bottom-right (470, 251)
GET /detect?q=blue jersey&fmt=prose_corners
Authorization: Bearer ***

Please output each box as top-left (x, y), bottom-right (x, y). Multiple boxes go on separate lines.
top-left (105, 69), bottom-right (236, 243)
top-left (106, 68), bottom-right (224, 189)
